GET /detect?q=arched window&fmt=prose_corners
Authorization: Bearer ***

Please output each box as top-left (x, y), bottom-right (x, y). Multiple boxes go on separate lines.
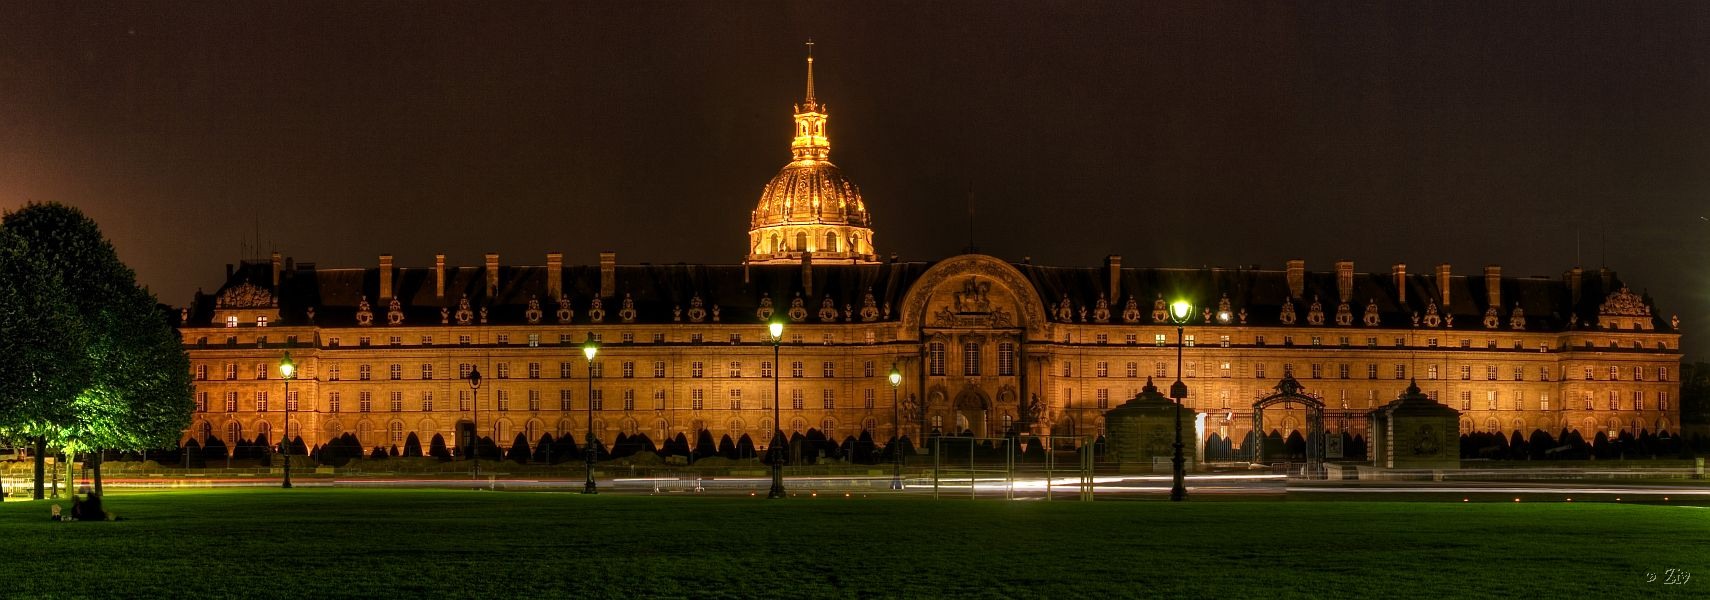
top-left (356, 422), bottom-right (372, 446)
top-left (255, 421), bottom-right (272, 446)
top-left (227, 422), bottom-right (243, 445)
top-left (790, 418), bottom-right (806, 432)
top-left (389, 421), bottom-right (404, 445)
top-left (795, 231), bottom-right (808, 252)
top-left (770, 233), bottom-right (780, 253)
top-left (825, 231), bottom-right (839, 253)
top-left (821, 418), bottom-right (836, 434)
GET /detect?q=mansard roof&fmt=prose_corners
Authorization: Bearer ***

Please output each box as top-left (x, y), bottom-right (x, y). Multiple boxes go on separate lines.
top-left (188, 256), bottom-right (1666, 334)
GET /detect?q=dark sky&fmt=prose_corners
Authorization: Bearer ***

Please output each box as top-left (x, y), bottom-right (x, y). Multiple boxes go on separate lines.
top-left (2, 2), bottom-right (1707, 355)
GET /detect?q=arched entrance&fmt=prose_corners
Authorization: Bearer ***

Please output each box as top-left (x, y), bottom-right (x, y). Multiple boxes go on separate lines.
top-left (1251, 375), bottom-right (1324, 474)
top-left (953, 388), bottom-right (989, 437)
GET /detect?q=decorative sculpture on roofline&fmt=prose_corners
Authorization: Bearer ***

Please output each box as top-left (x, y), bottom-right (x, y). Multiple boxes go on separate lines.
top-left (355, 296), bottom-right (374, 326)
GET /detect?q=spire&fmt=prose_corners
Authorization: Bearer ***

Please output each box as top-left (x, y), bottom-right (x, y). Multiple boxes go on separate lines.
top-left (803, 39), bottom-right (817, 109)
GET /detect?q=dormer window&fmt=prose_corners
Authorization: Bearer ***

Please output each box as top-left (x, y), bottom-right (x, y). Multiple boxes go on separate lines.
top-left (225, 316), bottom-right (239, 328)
top-left (256, 316), bottom-right (268, 327)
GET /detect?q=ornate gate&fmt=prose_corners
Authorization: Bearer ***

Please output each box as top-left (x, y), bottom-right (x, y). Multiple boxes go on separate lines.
top-left (1250, 375), bottom-right (1324, 475)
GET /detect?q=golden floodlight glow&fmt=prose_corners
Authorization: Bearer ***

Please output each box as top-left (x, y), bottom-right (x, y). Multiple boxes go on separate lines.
top-left (769, 320), bottom-right (785, 340)
top-left (888, 365), bottom-right (902, 387)
top-left (278, 351), bottom-right (296, 379)
top-left (582, 332), bottom-right (600, 361)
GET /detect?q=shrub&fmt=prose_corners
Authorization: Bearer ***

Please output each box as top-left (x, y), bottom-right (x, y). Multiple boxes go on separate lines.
top-left (691, 429), bottom-right (718, 462)
top-left (369, 446), bottom-right (388, 460)
top-left (202, 436), bottom-right (228, 462)
top-left (550, 434), bottom-right (580, 464)
top-left (717, 434), bottom-right (737, 460)
top-left (428, 434), bottom-right (451, 461)
top-left (735, 434), bottom-right (757, 461)
top-left (533, 434), bottom-right (554, 463)
top-left (506, 433), bottom-right (531, 464)
top-left (401, 433), bottom-right (423, 458)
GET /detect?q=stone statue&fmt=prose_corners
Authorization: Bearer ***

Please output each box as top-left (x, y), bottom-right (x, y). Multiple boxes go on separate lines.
top-left (1024, 393), bottom-right (1044, 423)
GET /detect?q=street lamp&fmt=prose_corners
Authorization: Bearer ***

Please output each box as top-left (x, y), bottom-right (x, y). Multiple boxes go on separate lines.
top-left (582, 333), bottom-right (601, 494)
top-left (279, 352), bottom-right (296, 489)
top-left (1169, 299), bottom-right (1192, 502)
top-left (768, 319), bottom-right (787, 499)
top-left (467, 366), bottom-right (482, 480)
top-left (889, 364), bottom-right (903, 490)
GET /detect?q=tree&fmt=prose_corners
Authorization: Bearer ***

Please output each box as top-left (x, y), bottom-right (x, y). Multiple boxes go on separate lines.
top-left (532, 434), bottom-right (554, 464)
top-left (0, 203), bottom-right (193, 498)
top-left (506, 433), bottom-right (531, 464)
top-left (428, 434), bottom-right (451, 461)
top-left (402, 433), bottom-right (423, 458)
top-left (0, 228), bottom-right (91, 499)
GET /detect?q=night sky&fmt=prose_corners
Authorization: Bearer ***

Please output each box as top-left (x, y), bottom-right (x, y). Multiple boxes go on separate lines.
top-left (2, 2), bottom-right (1706, 355)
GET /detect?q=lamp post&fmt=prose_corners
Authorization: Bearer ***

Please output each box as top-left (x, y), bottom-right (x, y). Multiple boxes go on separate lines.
top-left (889, 364), bottom-right (903, 490)
top-left (768, 319), bottom-right (787, 499)
top-left (1169, 300), bottom-right (1192, 502)
top-left (467, 366), bottom-right (482, 480)
top-left (279, 352), bottom-right (296, 489)
top-left (582, 333), bottom-right (601, 494)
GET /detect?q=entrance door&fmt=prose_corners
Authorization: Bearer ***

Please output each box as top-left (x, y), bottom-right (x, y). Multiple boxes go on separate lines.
top-left (455, 420), bottom-right (475, 457)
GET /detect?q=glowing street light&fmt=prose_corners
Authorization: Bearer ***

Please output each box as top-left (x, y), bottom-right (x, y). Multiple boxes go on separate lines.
top-left (1169, 299), bottom-right (1192, 502)
top-left (768, 319), bottom-right (787, 499)
top-left (467, 366), bottom-right (482, 481)
top-left (583, 332), bottom-right (601, 494)
top-left (889, 364), bottom-right (904, 490)
top-left (279, 351), bottom-right (296, 489)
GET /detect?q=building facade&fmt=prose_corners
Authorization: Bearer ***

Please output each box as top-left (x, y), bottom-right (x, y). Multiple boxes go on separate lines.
top-left (176, 49), bottom-right (1684, 457)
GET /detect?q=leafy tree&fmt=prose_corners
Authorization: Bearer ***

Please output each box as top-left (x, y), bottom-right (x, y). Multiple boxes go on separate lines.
top-left (0, 203), bottom-right (192, 498)
top-left (402, 433), bottom-right (423, 458)
top-left (428, 433), bottom-right (451, 461)
top-left (0, 228), bottom-right (91, 499)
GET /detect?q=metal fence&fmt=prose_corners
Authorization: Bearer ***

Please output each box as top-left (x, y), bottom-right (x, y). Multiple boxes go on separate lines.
top-left (927, 435), bottom-right (1093, 501)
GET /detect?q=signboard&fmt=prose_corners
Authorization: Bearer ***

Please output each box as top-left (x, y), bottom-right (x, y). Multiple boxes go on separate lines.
top-left (1325, 434), bottom-right (1345, 459)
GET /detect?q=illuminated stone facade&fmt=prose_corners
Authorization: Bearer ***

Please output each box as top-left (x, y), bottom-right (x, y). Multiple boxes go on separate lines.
top-left (175, 48), bottom-right (1684, 457)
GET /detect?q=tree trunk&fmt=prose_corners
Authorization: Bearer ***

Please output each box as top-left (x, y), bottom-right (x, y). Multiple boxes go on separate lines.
top-left (65, 449), bottom-right (77, 496)
top-left (92, 451), bottom-right (103, 496)
top-left (32, 437), bottom-right (45, 500)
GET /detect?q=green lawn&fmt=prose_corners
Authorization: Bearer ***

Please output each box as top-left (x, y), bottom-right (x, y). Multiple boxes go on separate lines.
top-left (0, 490), bottom-right (1704, 598)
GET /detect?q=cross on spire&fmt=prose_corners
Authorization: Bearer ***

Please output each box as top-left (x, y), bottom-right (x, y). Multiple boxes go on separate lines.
top-left (803, 39), bottom-right (817, 109)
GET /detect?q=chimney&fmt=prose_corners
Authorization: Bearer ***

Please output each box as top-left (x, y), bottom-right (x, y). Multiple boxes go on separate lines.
top-left (434, 254), bottom-right (446, 299)
top-left (546, 252), bottom-right (563, 299)
top-left (485, 253), bottom-right (500, 297)
top-left (1391, 263), bottom-right (1407, 303)
top-left (598, 251), bottom-right (616, 298)
top-left (1598, 267), bottom-right (1612, 290)
top-left (1567, 267), bottom-right (1583, 305)
top-left (1106, 255), bottom-right (1122, 302)
top-left (1335, 260), bottom-right (1354, 302)
top-left (1285, 259), bottom-right (1305, 299)
top-left (801, 251), bottom-right (815, 297)
top-left (1484, 265), bottom-right (1501, 309)
top-left (1435, 263), bottom-right (1451, 306)
top-left (271, 252), bottom-right (283, 287)
top-left (378, 254), bottom-right (394, 299)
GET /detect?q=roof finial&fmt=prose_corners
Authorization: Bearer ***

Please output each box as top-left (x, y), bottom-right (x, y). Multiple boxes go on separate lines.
top-left (803, 39), bottom-right (816, 108)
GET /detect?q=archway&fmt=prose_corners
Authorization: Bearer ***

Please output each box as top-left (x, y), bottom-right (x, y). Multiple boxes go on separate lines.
top-left (1251, 375), bottom-right (1324, 473)
top-left (953, 387), bottom-right (989, 437)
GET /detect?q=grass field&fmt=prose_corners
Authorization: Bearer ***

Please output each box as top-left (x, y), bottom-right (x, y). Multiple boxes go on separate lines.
top-left (0, 490), bottom-right (1704, 598)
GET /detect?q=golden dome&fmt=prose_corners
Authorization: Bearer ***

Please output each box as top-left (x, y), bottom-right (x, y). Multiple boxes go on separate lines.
top-left (746, 42), bottom-right (878, 265)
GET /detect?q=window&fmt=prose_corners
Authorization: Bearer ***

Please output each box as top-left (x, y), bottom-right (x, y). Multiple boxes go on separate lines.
top-left (358, 336), bottom-right (371, 347)
top-left (590, 390), bottom-right (603, 411)
top-left (653, 389), bottom-right (666, 410)
top-left (359, 391), bottom-right (373, 413)
top-left (1155, 334), bottom-right (1167, 347)
top-left (1310, 336), bottom-right (1321, 347)
top-left (1061, 361), bottom-right (1072, 377)
top-left (822, 390), bottom-right (835, 410)
top-left (1512, 366), bottom-right (1523, 381)
top-left (1338, 336), bottom-right (1350, 348)
top-left (864, 361), bottom-right (875, 378)
top-left (1096, 362), bottom-right (1109, 378)
top-left (1460, 391), bottom-right (1472, 411)
top-left (458, 391), bottom-right (470, 412)
top-left (1283, 363), bottom-right (1294, 377)
top-left (1486, 365), bottom-right (1498, 381)
top-left (1096, 389), bottom-right (1109, 410)
top-left (729, 334), bottom-right (741, 344)
top-left (1255, 363), bottom-right (1267, 379)
top-left (1659, 366), bottom-right (1670, 382)
top-left (1394, 364), bottom-right (1406, 380)
top-left (928, 342), bottom-right (946, 376)
top-left (591, 361), bottom-right (605, 378)
top-left (998, 342), bottom-right (1015, 376)
top-left (792, 361), bottom-right (805, 378)
top-left (622, 332), bottom-right (635, 344)
top-left (1634, 366), bottom-right (1644, 381)
top-left (1283, 336), bottom-right (1294, 346)
top-left (728, 361), bottom-right (742, 378)
top-left (1609, 366), bottom-right (1621, 381)
top-left (760, 361), bottom-right (773, 378)
top-left (195, 392), bottom-right (208, 412)
top-left (691, 362), bottom-right (704, 378)
top-left (1633, 391), bottom-right (1644, 411)
top-left (1219, 390), bottom-right (1230, 409)
top-left (691, 389), bottom-right (704, 411)
top-left (1255, 335), bottom-right (1266, 346)
top-left (1584, 367), bottom-right (1594, 381)
top-left (1185, 334), bottom-right (1196, 347)
top-left (421, 335), bottom-right (434, 345)
top-left (654, 361), bottom-right (667, 378)
top-left (1367, 364), bottom-right (1378, 379)
top-left (560, 390), bottom-right (572, 411)
top-left (1608, 390), bottom-right (1619, 411)
top-left (496, 334), bottom-right (509, 345)
top-left (1428, 365), bottom-right (1440, 380)
top-left (223, 363), bottom-right (238, 380)
top-left (529, 362), bottom-right (541, 379)
top-left (728, 389), bottom-right (742, 410)
top-left (1153, 362), bottom-right (1167, 378)
top-left (1095, 333), bottom-right (1108, 345)
top-left (1338, 364), bottom-right (1350, 379)
top-left (1540, 366), bottom-right (1552, 381)
top-left (1126, 362), bottom-right (1139, 378)
top-left (1660, 392), bottom-right (1669, 411)
top-left (223, 392), bottom-right (238, 412)
top-left (194, 364), bottom-right (208, 380)
top-left (255, 391), bottom-right (269, 413)
top-left (652, 333), bottom-right (665, 344)
top-left (1486, 391), bottom-right (1498, 410)
top-left (389, 364), bottom-right (402, 380)
top-left (421, 363), bottom-right (434, 380)
top-left (1188, 363), bottom-right (1199, 378)
top-left (623, 389), bottom-right (636, 412)
top-left (225, 315), bottom-right (238, 328)
top-left (495, 390), bottom-right (510, 411)
top-left (559, 362), bottom-right (573, 378)
top-left (1457, 365), bottom-right (1469, 380)
top-left (823, 361), bottom-right (836, 378)
top-left (961, 342), bottom-right (981, 376)
top-left (358, 364), bottom-right (371, 381)
top-left (823, 333), bottom-right (835, 345)
top-left (1583, 393), bottom-right (1594, 411)
top-left (1221, 363), bottom-right (1232, 378)
top-left (528, 390), bottom-right (541, 412)
top-left (390, 391), bottom-right (403, 412)
top-left (256, 364), bottom-right (269, 380)
top-left (1459, 339), bottom-right (1471, 348)
top-left (328, 392), bottom-right (341, 413)
top-left (1124, 334), bottom-right (1137, 345)
top-left (622, 361), bottom-right (635, 378)
top-left (791, 389), bottom-right (804, 410)
top-left (1394, 337), bottom-right (1406, 347)
top-left (1539, 393), bottom-right (1549, 411)
top-left (864, 389), bottom-right (875, 410)
top-left (458, 335), bottom-right (471, 345)
top-left (388, 336), bottom-right (401, 347)
top-left (496, 363), bottom-right (509, 379)
top-left (421, 392), bottom-right (433, 412)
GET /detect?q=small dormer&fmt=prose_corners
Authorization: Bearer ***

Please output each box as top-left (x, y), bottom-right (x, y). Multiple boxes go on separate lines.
top-left (211, 282), bottom-right (280, 328)
top-left (1595, 286), bottom-right (1653, 331)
